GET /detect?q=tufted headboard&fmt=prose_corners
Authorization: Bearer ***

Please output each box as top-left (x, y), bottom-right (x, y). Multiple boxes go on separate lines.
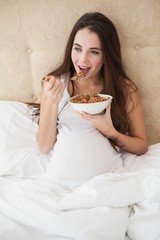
top-left (0, 0), bottom-right (160, 145)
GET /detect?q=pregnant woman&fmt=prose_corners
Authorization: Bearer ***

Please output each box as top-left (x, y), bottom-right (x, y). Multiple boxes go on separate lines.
top-left (33, 12), bottom-right (148, 184)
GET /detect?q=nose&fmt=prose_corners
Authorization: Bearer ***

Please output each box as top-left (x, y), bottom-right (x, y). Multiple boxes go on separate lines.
top-left (79, 52), bottom-right (89, 64)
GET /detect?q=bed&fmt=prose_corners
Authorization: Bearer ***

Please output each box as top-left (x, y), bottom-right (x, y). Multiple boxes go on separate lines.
top-left (0, 1), bottom-right (160, 240)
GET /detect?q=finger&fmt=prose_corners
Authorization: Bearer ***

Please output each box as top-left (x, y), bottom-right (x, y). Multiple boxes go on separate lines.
top-left (46, 82), bottom-right (65, 100)
top-left (45, 75), bottom-right (52, 81)
top-left (105, 104), bottom-right (111, 113)
top-left (44, 77), bottom-right (59, 91)
top-left (53, 85), bottom-right (65, 101)
top-left (41, 75), bottom-right (52, 84)
top-left (53, 82), bottom-right (65, 95)
top-left (104, 104), bottom-right (112, 119)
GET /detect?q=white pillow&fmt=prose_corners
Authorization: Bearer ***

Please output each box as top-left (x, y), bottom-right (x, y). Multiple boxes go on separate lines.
top-left (0, 101), bottom-right (49, 178)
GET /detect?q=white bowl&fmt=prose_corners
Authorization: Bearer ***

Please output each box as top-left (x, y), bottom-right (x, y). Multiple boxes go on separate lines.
top-left (68, 94), bottom-right (113, 114)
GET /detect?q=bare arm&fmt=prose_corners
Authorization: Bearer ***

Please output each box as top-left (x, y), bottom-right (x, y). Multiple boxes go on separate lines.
top-left (112, 89), bottom-right (148, 155)
top-left (36, 76), bottom-right (65, 154)
top-left (79, 86), bottom-right (148, 155)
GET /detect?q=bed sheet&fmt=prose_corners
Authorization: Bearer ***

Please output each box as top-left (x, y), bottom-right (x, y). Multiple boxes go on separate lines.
top-left (0, 101), bottom-right (160, 240)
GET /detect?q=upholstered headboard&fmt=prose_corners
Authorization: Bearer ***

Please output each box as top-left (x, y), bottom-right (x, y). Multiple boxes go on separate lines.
top-left (0, 0), bottom-right (160, 145)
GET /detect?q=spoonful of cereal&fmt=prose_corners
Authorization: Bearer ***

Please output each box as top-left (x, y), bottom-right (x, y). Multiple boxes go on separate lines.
top-left (71, 72), bottom-right (86, 81)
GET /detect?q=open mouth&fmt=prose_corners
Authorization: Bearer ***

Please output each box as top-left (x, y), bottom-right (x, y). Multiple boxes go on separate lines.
top-left (79, 66), bottom-right (90, 75)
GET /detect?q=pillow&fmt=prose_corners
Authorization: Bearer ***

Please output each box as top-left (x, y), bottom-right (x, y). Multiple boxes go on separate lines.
top-left (0, 101), bottom-right (49, 178)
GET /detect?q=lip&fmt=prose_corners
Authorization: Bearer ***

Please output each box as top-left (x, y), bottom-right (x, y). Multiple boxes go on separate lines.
top-left (78, 65), bottom-right (90, 74)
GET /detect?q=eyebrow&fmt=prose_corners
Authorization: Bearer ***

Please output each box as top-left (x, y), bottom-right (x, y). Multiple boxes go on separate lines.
top-left (73, 43), bottom-right (102, 51)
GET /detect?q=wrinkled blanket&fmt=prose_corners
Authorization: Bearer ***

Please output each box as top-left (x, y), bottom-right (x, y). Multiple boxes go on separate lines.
top-left (0, 101), bottom-right (160, 240)
top-left (0, 167), bottom-right (160, 240)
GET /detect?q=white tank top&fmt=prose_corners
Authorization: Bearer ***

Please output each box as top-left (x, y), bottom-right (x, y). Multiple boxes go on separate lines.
top-left (47, 75), bottom-right (123, 183)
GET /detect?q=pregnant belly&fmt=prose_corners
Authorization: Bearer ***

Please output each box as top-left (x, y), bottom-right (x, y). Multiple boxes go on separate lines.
top-left (48, 132), bottom-right (122, 182)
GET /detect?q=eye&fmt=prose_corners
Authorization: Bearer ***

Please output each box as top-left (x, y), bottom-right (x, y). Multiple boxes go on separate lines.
top-left (74, 47), bottom-right (82, 52)
top-left (90, 50), bottom-right (100, 55)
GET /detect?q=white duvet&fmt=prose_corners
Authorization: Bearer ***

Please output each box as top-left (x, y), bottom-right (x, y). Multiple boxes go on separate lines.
top-left (0, 101), bottom-right (160, 240)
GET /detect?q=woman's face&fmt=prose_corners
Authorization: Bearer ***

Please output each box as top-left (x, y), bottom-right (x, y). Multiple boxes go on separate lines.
top-left (71, 28), bottom-right (104, 81)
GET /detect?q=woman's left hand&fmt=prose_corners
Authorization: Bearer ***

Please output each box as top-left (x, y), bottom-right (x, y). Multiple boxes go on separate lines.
top-left (78, 105), bottom-right (118, 138)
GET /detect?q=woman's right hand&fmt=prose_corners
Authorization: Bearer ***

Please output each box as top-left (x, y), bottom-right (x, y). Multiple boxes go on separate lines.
top-left (37, 75), bottom-right (66, 154)
top-left (42, 75), bottom-right (65, 104)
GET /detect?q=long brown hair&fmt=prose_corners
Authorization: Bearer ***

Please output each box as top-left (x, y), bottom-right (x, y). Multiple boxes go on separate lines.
top-left (30, 12), bottom-right (137, 145)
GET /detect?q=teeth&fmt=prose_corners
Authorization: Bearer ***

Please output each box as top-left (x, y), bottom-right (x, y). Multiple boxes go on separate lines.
top-left (79, 66), bottom-right (90, 70)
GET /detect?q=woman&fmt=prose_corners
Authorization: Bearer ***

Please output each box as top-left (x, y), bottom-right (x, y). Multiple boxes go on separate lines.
top-left (34, 12), bottom-right (148, 182)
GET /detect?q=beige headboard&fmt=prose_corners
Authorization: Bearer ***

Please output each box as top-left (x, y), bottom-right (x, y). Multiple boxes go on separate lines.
top-left (0, 0), bottom-right (160, 145)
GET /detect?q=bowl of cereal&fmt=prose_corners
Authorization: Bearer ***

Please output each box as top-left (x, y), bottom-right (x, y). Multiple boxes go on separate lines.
top-left (68, 93), bottom-right (113, 114)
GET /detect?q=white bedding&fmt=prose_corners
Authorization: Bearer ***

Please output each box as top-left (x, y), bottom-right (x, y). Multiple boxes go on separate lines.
top-left (0, 101), bottom-right (160, 240)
